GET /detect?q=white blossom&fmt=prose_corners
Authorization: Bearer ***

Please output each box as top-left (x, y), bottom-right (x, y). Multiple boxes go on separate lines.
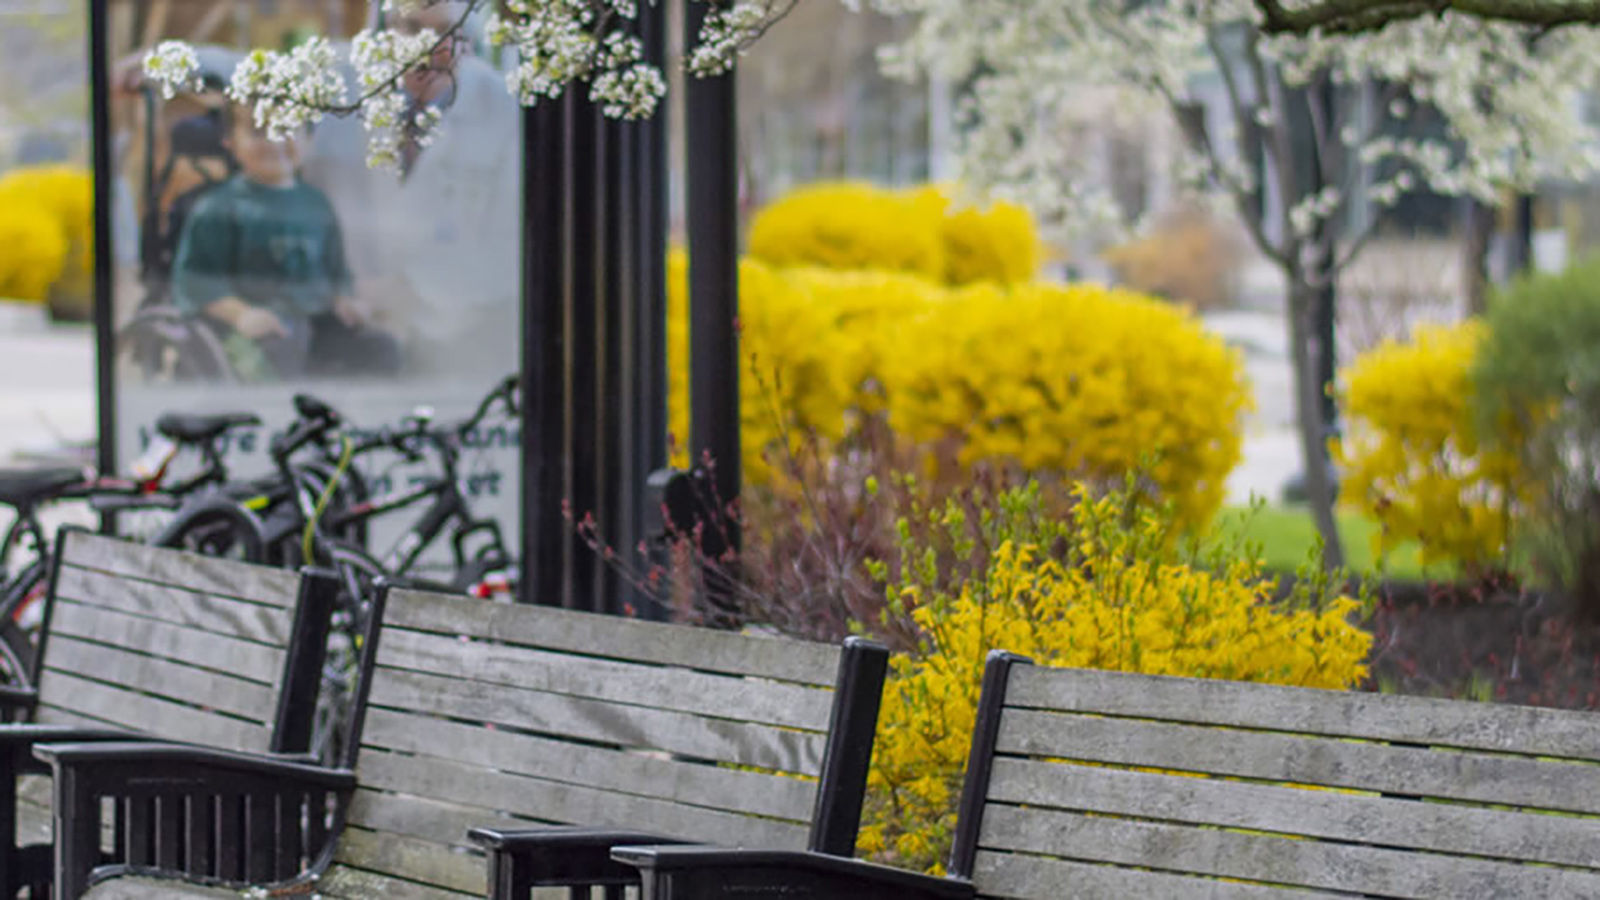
top-left (143, 41), bottom-right (201, 99)
top-left (143, 0), bottom-right (796, 171)
top-left (228, 37), bottom-right (347, 141)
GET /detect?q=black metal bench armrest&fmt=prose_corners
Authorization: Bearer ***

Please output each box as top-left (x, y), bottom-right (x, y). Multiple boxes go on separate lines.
top-left (32, 741), bottom-right (353, 786)
top-left (35, 742), bottom-right (355, 900)
top-left (469, 827), bottom-right (697, 894)
top-left (0, 685), bottom-right (38, 716)
top-left (611, 846), bottom-right (975, 900)
top-left (0, 726), bottom-right (132, 775)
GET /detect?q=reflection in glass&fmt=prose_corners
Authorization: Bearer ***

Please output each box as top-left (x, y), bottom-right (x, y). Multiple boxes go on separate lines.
top-left (106, 0), bottom-right (523, 566)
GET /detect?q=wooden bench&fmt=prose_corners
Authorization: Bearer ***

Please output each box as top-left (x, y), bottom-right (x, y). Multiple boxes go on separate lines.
top-left (37, 584), bottom-right (890, 899)
top-left (615, 650), bottom-right (1600, 899)
top-left (0, 529), bottom-right (336, 896)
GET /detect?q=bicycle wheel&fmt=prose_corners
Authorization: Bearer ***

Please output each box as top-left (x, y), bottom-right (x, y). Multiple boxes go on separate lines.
top-left (151, 500), bottom-right (267, 563)
top-left (116, 307), bottom-right (234, 384)
top-left (0, 562), bottom-right (45, 688)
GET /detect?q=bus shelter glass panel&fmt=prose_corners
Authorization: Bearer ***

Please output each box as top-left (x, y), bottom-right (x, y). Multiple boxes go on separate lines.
top-left (105, 0), bottom-right (523, 583)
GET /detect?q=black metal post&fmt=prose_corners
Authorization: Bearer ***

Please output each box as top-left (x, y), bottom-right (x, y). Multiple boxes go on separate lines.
top-left (629, 0), bottom-right (671, 621)
top-left (522, 98), bottom-right (570, 608)
top-left (684, 0), bottom-right (742, 559)
top-left (598, 108), bottom-right (630, 617)
top-left (88, 0), bottom-right (117, 527)
top-left (567, 93), bottom-right (602, 612)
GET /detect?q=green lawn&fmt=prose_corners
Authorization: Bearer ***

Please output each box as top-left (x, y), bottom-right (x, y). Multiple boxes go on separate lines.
top-left (1212, 505), bottom-right (1443, 581)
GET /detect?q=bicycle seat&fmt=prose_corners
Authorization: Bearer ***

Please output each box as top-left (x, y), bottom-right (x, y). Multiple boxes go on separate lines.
top-left (0, 467), bottom-right (86, 508)
top-left (156, 411), bottom-right (262, 445)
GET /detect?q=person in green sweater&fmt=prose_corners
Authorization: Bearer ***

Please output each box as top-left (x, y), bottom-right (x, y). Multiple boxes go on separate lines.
top-left (170, 106), bottom-right (401, 380)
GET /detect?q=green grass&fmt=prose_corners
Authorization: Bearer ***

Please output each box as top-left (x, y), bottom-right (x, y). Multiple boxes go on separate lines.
top-left (1212, 505), bottom-right (1443, 581)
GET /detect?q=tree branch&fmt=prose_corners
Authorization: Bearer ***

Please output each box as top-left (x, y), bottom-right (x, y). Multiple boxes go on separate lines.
top-left (1257, 0), bottom-right (1600, 34)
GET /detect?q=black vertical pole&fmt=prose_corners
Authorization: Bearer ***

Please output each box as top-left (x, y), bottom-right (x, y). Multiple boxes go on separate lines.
top-left (684, 1), bottom-right (742, 558)
top-left (522, 98), bottom-right (570, 608)
top-left (598, 109), bottom-right (629, 616)
top-left (567, 94), bottom-right (602, 612)
top-left (88, 0), bottom-right (117, 527)
top-left (640, 0), bottom-right (668, 476)
top-left (631, 0), bottom-right (671, 621)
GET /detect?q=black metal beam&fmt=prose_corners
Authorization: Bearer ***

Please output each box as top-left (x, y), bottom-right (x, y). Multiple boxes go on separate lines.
top-left (684, 1), bottom-right (742, 554)
top-left (521, 98), bottom-right (570, 608)
top-left (88, 0), bottom-right (117, 528)
top-left (566, 93), bottom-right (601, 612)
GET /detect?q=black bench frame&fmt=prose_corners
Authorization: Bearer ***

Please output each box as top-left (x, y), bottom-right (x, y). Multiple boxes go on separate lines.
top-left (4, 529), bottom-right (339, 897)
top-left (607, 652), bottom-right (1039, 899)
top-left (468, 634), bottom-right (888, 898)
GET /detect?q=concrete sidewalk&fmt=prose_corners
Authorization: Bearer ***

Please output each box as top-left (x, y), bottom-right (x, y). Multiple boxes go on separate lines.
top-left (0, 323), bottom-right (95, 466)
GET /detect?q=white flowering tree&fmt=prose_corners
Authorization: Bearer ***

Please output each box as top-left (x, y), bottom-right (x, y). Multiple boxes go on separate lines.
top-left (863, 0), bottom-right (1600, 566)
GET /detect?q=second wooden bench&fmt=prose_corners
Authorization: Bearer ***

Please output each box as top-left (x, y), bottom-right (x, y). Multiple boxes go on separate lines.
top-left (39, 585), bottom-right (890, 899)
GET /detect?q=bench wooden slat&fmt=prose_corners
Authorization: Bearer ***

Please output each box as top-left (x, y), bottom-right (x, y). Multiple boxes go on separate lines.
top-left (53, 565), bottom-right (292, 647)
top-left (42, 636), bottom-right (278, 724)
top-left (970, 852), bottom-right (1349, 900)
top-left (367, 666), bottom-right (828, 775)
top-left (978, 804), bottom-right (1600, 899)
top-left (332, 827), bottom-right (486, 896)
top-left (346, 789), bottom-right (554, 850)
top-left (378, 626), bottom-right (835, 732)
top-left (33, 671), bottom-right (270, 753)
top-left (48, 601), bottom-right (284, 685)
top-left (355, 749), bottom-right (812, 851)
top-left (362, 707), bottom-right (818, 823)
top-left (61, 533), bottom-right (300, 610)
top-left (1006, 665), bottom-right (1600, 760)
top-left (989, 758), bottom-right (1600, 869)
top-left (384, 588), bottom-right (841, 686)
top-left (996, 707), bottom-right (1600, 815)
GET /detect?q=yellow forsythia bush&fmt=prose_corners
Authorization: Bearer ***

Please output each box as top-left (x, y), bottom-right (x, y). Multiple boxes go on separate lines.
top-left (0, 166), bottom-right (94, 316)
top-left (882, 282), bottom-right (1249, 528)
top-left (0, 203), bottom-right (69, 303)
top-left (667, 251), bottom-right (933, 479)
top-left (862, 481), bottom-right (1371, 873)
top-left (1334, 321), bottom-right (1532, 578)
top-left (747, 181), bottom-right (1040, 287)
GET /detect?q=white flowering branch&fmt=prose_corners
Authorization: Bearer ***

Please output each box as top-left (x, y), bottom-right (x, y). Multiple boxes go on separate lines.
top-left (145, 0), bottom-right (797, 168)
top-left (1258, 0), bottom-right (1600, 34)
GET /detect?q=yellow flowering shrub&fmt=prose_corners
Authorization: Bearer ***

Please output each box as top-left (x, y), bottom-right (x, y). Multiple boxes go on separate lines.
top-left (861, 481), bottom-right (1371, 873)
top-left (0, 203), bottom-right (69, 303)
top-left (1333, 321), bottom-right (1532, 578)
top-left (881, 281), bottom-right (1249, 528)
top-left (669, 248), bottom-right (948, 480)
top-left (747, 182), bottom-right (946, 281)
top-left (0, 166), bottom-right (93, 316)
top-left (914, 185), bottom-right (1041, 286)
top-left (747, 181), bottom-right (1040, 286)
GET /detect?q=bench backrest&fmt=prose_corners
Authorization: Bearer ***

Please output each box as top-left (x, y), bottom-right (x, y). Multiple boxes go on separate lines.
top-left (953, 653), bottom-right (1600, 899)
top-left (335, 587), bottom-right (887, 897)
top-left (36, 530), bottom-right (334, 755)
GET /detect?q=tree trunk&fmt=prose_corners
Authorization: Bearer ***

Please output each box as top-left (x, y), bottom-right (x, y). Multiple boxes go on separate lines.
top-left (1463, 198), bottom-right (1494, 316)
top-left (1287, 274), bottom-right (1346, 571)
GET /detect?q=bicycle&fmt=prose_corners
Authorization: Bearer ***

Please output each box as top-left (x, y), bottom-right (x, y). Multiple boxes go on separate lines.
top-left (0, 410), bottom-right (264, 685)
